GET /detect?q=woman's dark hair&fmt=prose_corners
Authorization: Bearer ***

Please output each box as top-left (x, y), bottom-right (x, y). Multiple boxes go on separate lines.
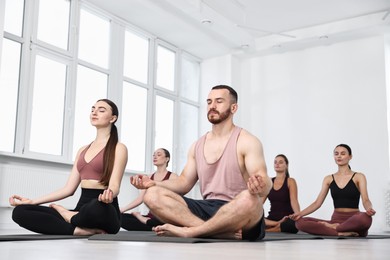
top-left (335, 144), bottom-right (352, 169)
top-left (98, 99), bottom-right (119, 186)
top-left (335, 144), bottom-right (352, 155)
top-left (212, 85), bottom-right (238, 104)
top-left (160, 148), bottom-right (170, 167)
top-left (275, 154), bottom-right (290, 178)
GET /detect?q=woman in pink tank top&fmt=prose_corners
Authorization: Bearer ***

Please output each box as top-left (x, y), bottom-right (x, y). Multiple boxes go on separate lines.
top-left (9, 99), bottom-right (128, 235)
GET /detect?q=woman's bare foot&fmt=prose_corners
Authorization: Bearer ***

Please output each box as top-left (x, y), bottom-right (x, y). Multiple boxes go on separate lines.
top-left (338, 231), bottom-right (359, 237)
top-left (50, 203), bottom-right (77, 223)
top-left (319, 221), bottom-right (339, 229)
top-left (131, 212), bottom-right (150, 224)
top-left (73, 227), bottom-right (107, 236)
top-left (266, 225), bottom-right (281, 232)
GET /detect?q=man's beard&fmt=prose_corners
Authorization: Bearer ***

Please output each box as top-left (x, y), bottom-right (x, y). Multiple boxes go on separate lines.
top-left (207, 108), bottom-right (231, 124)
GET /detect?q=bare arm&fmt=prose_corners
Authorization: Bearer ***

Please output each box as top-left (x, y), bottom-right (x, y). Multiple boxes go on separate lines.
top-left (9, 146), bottom-right (88, 206)
top-left (290, 175), bottom-right (332, 220)
top-left (288, 178), bottom-right (300, 213)
top-left (99, 142), bottom-right (128, 203)
top-left (121, 171), bottom-right (178, 213)
top-left (120, 189), bottom-right (146, 213)
top-left (131, 143), bottom-right (198, 195)
top-left (107, 143), bottom-right (128, 197)
top-left (356, 172), bottom-right (376, 216)
top-left (239, 130), bottom-right (272, 197)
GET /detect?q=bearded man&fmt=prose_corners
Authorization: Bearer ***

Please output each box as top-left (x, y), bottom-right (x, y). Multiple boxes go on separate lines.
top-left (131, 85), bottom-right (272, 241)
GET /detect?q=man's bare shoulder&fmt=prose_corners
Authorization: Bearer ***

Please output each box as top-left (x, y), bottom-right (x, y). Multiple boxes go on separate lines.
top-left (238, 128), bottom-right (262, 144)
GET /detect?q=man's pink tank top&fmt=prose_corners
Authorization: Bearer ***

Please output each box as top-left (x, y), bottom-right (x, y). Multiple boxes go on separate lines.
top-left (195, 126), bottom-right (246, 201)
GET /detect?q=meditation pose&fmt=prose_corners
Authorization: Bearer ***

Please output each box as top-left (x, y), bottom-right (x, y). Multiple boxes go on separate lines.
top-left (290, 144), bottom-right (375, 237)
top-left (264, 154), bottom-right (300, 233)
top-left (121, 148), bottom-right (178, 231)
top-left (9, 99), bottom-right (128, 235)
top-left (131, 85), bottom-right (272, 241)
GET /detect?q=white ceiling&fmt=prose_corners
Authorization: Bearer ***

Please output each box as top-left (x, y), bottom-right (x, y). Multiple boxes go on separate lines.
top-left (84, 0), bottom-right (390, 59)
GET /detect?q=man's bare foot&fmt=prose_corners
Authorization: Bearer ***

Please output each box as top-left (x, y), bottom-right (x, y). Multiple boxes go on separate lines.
top-left (50, 203), bottom-right (77, 223)
top-left (153, 224), bottom-right (193, 238)
top-left (338, 231), bottom-right (359, 237)
top-left (319, 221), bottom-right (339, 229)
top-left (73, 227), bottom-right (107, 236)
top-left (234, 229), bottom-right (242, 240)
top-left (153, 224), bottom-right (242, 240)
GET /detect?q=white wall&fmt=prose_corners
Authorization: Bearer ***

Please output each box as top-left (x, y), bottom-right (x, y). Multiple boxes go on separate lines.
top-left (0, 0), bottom-right (5, 70)
top-left (200, 35), bottom-right (390, 233)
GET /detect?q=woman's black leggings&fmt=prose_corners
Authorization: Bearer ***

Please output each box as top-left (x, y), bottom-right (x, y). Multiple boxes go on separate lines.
top-left (121, 213), bottom-right (164, 231)
top-left (12, 188), bottom-right (121, 235)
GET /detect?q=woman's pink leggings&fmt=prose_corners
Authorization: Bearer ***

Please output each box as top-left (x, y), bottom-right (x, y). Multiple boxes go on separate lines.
top-left (295, 211), bottom-right (372, 237)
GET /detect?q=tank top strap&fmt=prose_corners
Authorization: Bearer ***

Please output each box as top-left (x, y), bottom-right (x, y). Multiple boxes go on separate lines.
top-left (79, 143), bottom-right (93, 159)
top-left (150, 171), bottom-right (171, 181)
top-left (163, 171), bottom-right (172, 180)
top-left (282, 176), bottom-right (289, 188)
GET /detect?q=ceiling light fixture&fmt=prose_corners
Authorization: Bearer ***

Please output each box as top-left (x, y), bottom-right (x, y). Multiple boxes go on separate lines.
top-left (201, 19), bottom-right (212, 25)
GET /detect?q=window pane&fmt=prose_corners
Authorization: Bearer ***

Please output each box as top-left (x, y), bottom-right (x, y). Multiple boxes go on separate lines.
top-left (29, 55), bottom-right (67, 155)
top-left (78, 8), bottom-right (109, 69)
top-left (4, 0), bottom-right (24, 36)
top-left (72, 65), bottom-right (108, 159)
top-left (37, 0), bottom-right (70, 50)
top-left (178, 103), bottom-right (198, 172)
top-left (121, 82), bottom-right (147, 171)
top-left (155, 96), bottom-right (174, 162)
top-left (0, 39), bottom-right (21, 152)
top-left (181, 56), bottom-right (200, 102)
top-left (124, 31), bottom-right (149, 84)
top-left (156, 46), bottom-right (175, 91)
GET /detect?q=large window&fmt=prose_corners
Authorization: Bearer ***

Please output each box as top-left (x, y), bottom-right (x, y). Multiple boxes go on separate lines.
top-left (121, 82), bottom-right (148, 171)
top-left (156, 45), bottom-right (175, 91)
top-left (124, 31), bottom-right (149, 84)
top-left (37, 0), bottom-right (70, 50)
top-left (3, 0), bottom-right (24, 37)
top-left (0, 0), bottom-right (200, 174)
top-left (0, 39), bottom-right (21, 152)
top-left (78, 8), bottom-right (109, 69)
top-left (155, 95), bottom-right (174, 161)
top-left (29, 55), bottom-right (67, 155)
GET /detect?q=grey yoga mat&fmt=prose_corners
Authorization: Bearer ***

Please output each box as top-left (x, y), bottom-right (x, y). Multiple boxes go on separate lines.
top-left (0, 234), bottom-right (88, 242)
top-left (88, 231), bottom-right (324, 243)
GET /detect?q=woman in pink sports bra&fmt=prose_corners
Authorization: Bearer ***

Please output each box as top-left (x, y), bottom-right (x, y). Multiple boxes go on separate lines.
top-left (9, 99), bottom-right (128, 236)
top-left (120, 148), bottom-right (178, 231)
top-left (290, 144), bottom-right (376, 237)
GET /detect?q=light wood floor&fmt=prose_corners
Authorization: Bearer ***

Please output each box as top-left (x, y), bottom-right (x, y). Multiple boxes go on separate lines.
top-left (1, 208), bottom-right (389, 260)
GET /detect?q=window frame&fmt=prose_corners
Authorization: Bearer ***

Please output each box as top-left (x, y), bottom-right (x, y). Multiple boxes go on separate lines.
top-left (0, 0), bottom-right (201, 174)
